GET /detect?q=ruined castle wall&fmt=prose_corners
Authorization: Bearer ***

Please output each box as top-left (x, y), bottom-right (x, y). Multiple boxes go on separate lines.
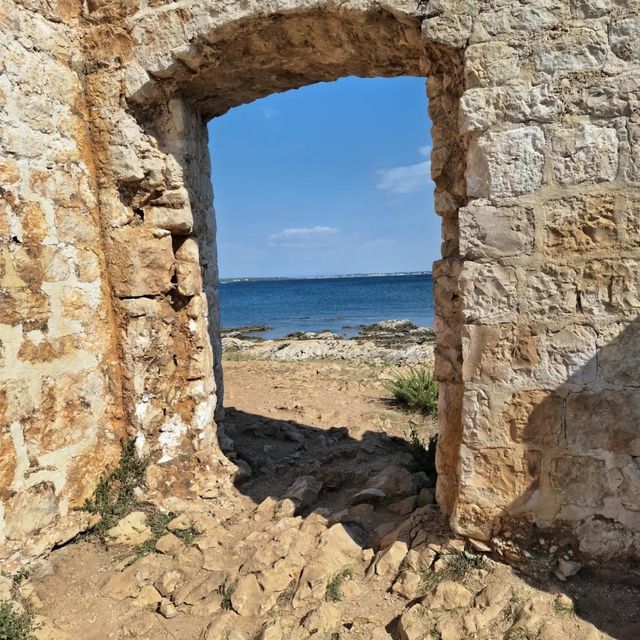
top-left (0, 1), bottom-right (126, 569)
top-left (2, 0), bottom-right (640, 568)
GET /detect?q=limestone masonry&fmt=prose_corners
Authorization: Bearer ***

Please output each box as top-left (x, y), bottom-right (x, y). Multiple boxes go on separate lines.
top-left (2, 0), bottom-right (640, 569)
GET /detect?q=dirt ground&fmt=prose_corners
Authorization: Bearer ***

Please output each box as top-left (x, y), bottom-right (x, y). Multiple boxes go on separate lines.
top-left (12, 358), bottom-right (640, 640)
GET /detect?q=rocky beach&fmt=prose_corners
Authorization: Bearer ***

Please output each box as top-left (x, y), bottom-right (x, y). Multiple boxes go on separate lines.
top-left (222, 320), bottom-right (437, 363)
top-left (8, 327), bottom-right (639, 640)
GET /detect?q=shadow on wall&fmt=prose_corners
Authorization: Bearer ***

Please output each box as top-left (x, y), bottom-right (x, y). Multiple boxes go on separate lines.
top-left (218, 404), bottom-right (640, 640)
top-left (458, 316), bottom-right (640, 565)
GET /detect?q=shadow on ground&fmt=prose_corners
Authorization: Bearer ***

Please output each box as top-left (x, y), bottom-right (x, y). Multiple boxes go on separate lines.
top-left (220, 406), bottom-right (640, 640)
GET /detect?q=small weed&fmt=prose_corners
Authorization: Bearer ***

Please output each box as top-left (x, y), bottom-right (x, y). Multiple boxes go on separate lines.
top-left (325, 568), bottom-right (354, 602)
top-left (507, 627), bottom-right (534, 640)
top-left (172, 527), bottom-right (198, 546)
top-left (10, 567), bottom-right (31, 586)
top-left (429, 627), bottom-right (443, 640)
top-left (223, 350), bottom-right (249, 361)
top-left (385, 366), bottom-right (438, 414)
top-left (132, 509), bottom-right (173, 559)
top-left (0, 600), bottom-right (37, 640)
top-left (504, 593), bottom-right (522, 622)
top-left (221, 582), bottom-right (236, 611)
top-left (409, 430), bottom-right (438, 478)
top-left (81, 441), bottom-right (147, 540)
top-left (420, 551), bottom-right (487, 589)
top-left (553, 601), bottom-right (576, 616)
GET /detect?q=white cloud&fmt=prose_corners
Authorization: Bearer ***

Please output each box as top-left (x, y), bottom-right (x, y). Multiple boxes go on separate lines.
top-left (376, 160), bottom-right (431, 195)
top-left (268, 226), bottom-right (341, 248)
top-left (419, 145), bottom-right (431, 157)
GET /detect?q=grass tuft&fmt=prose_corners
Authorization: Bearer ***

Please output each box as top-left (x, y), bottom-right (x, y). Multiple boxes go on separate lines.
top-left (420, 551), bottom-right (488, 589)
top-left (507, 627), bottom-right (535, 640)
top-left (553, 601), bottom-right (577, 616)
top-left (0, 600), bottom-right (37, 640)
top-left (385, 366), bottom-right (438, 414)
top-left (221, 582), bottom-right (236, 611)
top-left (325, 568), bottom-right (354, 602)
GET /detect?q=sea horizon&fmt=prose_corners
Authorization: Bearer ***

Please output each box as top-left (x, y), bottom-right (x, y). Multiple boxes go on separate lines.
top-left (220, 270), bottom-right (431, 283)
top-left (220, 272), bottom-right (435, 338)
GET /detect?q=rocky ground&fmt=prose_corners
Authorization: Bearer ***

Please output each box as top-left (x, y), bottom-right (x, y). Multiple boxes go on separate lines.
top-left (222, 320), bottom-right (436, 363)
top-left (3, 352), bottom-right (640, 640)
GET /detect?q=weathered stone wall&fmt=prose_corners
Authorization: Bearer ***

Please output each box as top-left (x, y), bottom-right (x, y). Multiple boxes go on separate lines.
top-left (0, 0), bottom-right (126, 569)
top-left (2, 0), bottom-right (640, 568)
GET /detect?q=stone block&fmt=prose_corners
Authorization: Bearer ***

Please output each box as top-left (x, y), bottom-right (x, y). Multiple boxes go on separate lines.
top-left (520, 264), bottom-right (579, 320)
top-left (500, 390), bottom-right (563, 447)
top-left (145, 205), bottom-right (193, 235)
top-left (624, 123), bottom-right (640, 185)
top-left (461, 263), bottom-right (518, 324)
top-left (598, 322), bottom-right (640, 386)
top-left (533, 26), bottom-right (608, 72)
top-left (0, 286), bottom-right (50, 327)
top-left (459, 445), bottom-right (541, 508)
top-left (464, 42), bottom-right (520, 88)
top-left (535, 325), bottom-right (597, 387)
top-left (610, 17), bottom-right (640, 63)
top-left (460, 84), bottom-right (561, 132)
top-left (550, 456), bottom-right (607, 508)
top-left (422, 13), bottom-right (473, 48)
top-left (108, 227), bottom-right (174, 297)
top-left (580, 260), bottom-right (640, 319)
top-left (543, 195), bottom-right (617, 253)
top-left (466, 126), bottom-right (545, 198)
top-left (566, 391), bottom-right (640, 456)
top-left (176, 261), bottom-right (202, 297)
top-left (549, 124), bottom-right (619, 185)
top-left (459, 201), bottom-right (533, 259)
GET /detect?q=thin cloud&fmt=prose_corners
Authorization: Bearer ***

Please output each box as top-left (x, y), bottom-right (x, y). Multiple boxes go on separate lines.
top-left (419, 145), bottom-right (431, 157)
top-left (268, 226), bottom-right (341, 248)
top-left (376, 160), bottom-right (430, 195)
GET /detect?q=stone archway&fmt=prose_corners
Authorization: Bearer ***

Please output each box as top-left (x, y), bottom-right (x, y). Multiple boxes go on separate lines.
top-left (2, 0), bottom-right (640, 568)
top-left (83, 1), bottom-right (469, 520)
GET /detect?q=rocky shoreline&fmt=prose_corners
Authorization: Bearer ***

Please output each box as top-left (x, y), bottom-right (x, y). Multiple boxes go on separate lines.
top-left (222, 320), bottom-right (436, 363)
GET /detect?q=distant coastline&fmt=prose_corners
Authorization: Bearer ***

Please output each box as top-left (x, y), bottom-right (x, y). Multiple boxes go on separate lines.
top-left (220, 270), bottom-right (431, 283)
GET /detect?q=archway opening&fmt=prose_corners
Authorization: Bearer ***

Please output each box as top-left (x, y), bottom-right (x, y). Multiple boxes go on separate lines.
top-left (209, 75), bottom-right (441, 518)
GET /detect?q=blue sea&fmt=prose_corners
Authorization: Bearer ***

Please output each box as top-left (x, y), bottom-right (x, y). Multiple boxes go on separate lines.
top-left (219, 272), bottom-right (435, 339)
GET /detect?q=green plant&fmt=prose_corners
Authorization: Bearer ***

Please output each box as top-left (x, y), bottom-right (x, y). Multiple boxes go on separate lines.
top-left (325, 568), bottom-right (354, 602)
top-left (0, 600), bottom-right (37, 640)
top-left (409, 430), bottom-right (438, 478)
top-left (420, 551), bottom-right (487, 589)
top-left (504, 593), bottom-right (522, 622)
top-left (9, 567), bottom-right (31, 586)
top-left (172, 527), bottom-right (198, 546)
top-left (507, 627), bottom-right (534, 640)
top-left (385, 367), bottom-right (438, 414)
top-left (132, 510), bottom-right (173, 559)
top-left (428, 626), bottom-right (443, 640)
top-left (81, 441), bottom-right (148, 540)
top-left (221, 582), bottom-right (236, 610)
top-left (553, 601), bottom-right (576, 616)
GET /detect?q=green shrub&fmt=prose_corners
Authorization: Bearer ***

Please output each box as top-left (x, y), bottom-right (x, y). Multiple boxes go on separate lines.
top-left (325, 568), bottom-right (354, 602)
top-left (410, 430), bottom-right (438, 478)
top-left (0, 600), bottom-right (37, 640)
top-left (385, 367), bottom-right (438, 414)
top-left (81, 441), bottom-right (147, 540)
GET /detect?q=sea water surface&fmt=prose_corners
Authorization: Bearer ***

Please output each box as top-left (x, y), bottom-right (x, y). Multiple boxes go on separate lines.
top-left (219, 272), bottom-right (435, 339)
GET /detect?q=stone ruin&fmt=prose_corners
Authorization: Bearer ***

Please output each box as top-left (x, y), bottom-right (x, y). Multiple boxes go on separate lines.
top-left (1, 0), bottom-right (640, 570)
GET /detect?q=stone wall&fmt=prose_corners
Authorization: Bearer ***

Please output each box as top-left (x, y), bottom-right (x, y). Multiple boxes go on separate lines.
top-left (2, 0), bottom-right (640, 568)
top-left (0, 0), bottom-right (126, 569)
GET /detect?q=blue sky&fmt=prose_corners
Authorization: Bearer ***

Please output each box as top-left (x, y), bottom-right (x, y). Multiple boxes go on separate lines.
top-left (208, 76), bottom-right (440, 279)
